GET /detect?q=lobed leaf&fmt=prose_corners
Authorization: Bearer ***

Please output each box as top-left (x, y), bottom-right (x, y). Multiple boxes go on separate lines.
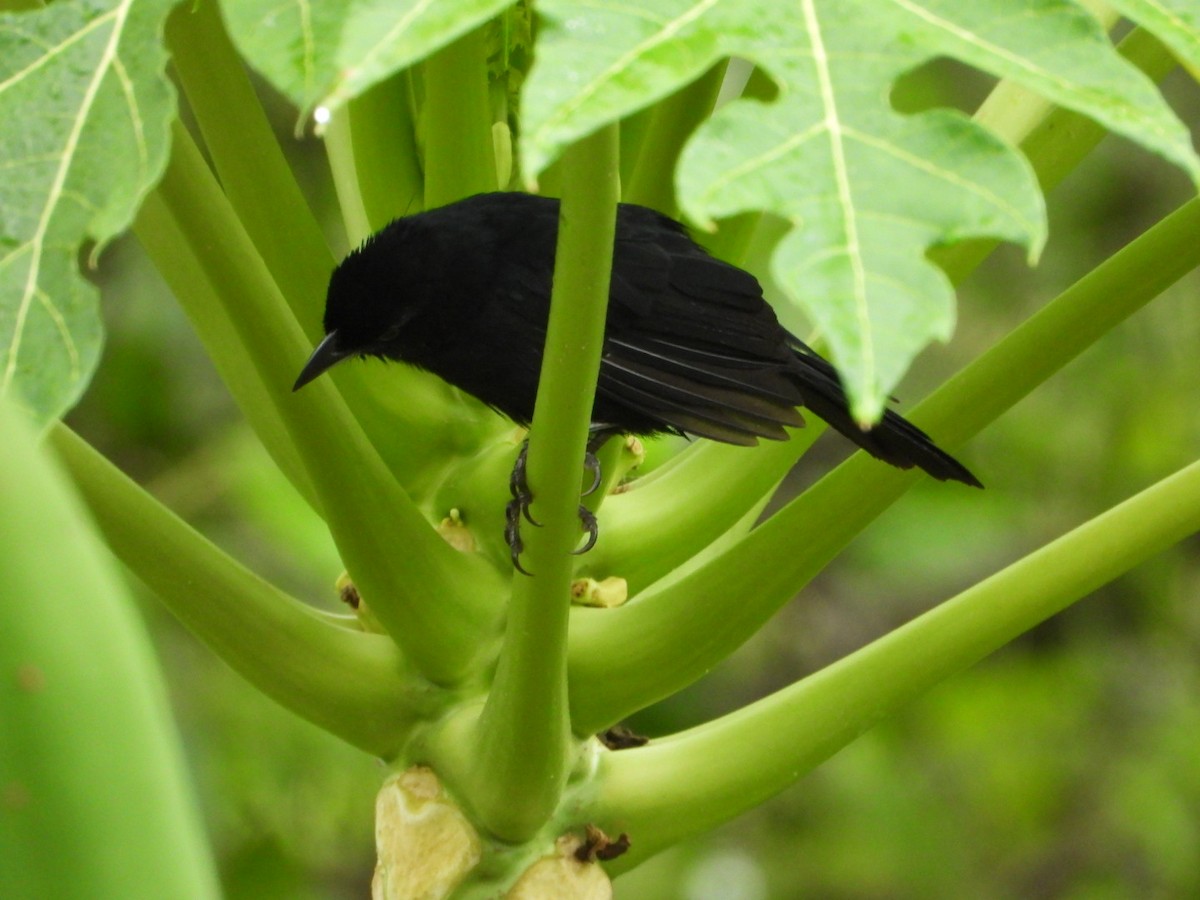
top-left (523, 0), bottom-right (1200, 419)
top-left (0, 0), bottom-right (177, 425)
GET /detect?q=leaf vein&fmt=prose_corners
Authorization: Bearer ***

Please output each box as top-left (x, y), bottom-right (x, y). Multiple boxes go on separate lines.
top-left (695, 120), bottom-right (825, 206)
top-left (842, 124), bottom-right (1037, 237)
top-left (2, 1), bottom-right (131, 395)
top-left (886, 0), bottom-right (1147, 127)
top-left (322, 0), bottom-right (437, 108)
top-left (37, 284), bottom-right (81, 380)
top-left (110, 53), bottom-right (148, 174)
top-left (801, 0), bottom-right (872, 396)
top-left (535, 0), bottom-right (722, 140)
top-left (0, 11), bottom-right (115, 97)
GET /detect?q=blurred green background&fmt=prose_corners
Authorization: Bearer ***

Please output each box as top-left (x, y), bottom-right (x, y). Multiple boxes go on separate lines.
top-left (66, 59), bottom-right (1200, 899)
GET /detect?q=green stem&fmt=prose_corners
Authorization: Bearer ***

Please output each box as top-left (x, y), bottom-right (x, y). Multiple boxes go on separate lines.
top-left (349, 70), bottom-right (425, 229)
top-left (567, 195), bottom-right (1200, 734)
top-left (624, 62), bottom-right (728, 216)
top-left (577, 430), bottom-right (821, 595)
top-left (0, 401), bottom-right (220, 899)
top-left (324, 108), bottom-right (373, 248)
top-left (169, 0), bottom-right (461, 484)
top-left (617, 106), bottom-right (655, 194)
top-left (150, 121), bottom-right (504, 683)
top-left (466, 124), bottom-right (620, 841)
top-left (166, 0), bottom-right (333, 329)
top-left (324, 69), bottom-right (426, 245)
top-left (422, 25), bottom-right (498, 207)
top-left (700, 210), bottom-right (765, 269)
top-left (917, 195), bottom-right (1200, 446)
top-left (48, 425), bottom-right (423, 756)
top-left (133, 192), bottom-right (318, 509)
top-left (329, 72), bottom-right (499, 481)
top-left (593, 454), bottom-right (1200, 871)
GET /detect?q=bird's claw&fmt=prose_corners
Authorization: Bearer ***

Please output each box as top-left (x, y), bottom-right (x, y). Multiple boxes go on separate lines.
top-left (506, 441), bottom-right (539, 574)
top-left (504, 495), bottom-right (535, 576)
top-left (505, 440), bottom-right (604, 574)
top-left (572, 505), bottom-right (599, 556)
top-left (508, 442), bottom-right (541, 526)
top-left (582, 450), bottom-right (602, 497)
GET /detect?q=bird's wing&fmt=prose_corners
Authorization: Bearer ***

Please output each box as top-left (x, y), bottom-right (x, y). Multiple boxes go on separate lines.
top-left (595, 225), bottom-right (807, 443)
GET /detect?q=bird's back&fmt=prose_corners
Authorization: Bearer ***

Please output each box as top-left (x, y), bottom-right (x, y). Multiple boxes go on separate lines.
top-left (341, 192), bottom-right (977, 485)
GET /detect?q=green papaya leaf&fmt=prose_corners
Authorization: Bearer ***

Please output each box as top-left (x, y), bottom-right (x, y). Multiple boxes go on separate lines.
top-left (0, 0), bottom-right (178, 425)
top-left (219, 0), bottom-right (515, 120)
top-left (522, 0), bottom-right (1200, 419)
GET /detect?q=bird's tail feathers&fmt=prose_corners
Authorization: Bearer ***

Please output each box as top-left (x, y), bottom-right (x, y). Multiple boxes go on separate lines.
top-left (788, 347), bottom-right (981, 488)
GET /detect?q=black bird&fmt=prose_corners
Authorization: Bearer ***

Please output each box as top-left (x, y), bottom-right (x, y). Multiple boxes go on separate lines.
top-left (294, 192), bottom-right (980, 567)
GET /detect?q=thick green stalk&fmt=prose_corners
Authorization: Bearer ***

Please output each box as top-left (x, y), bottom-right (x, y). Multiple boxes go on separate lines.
top-left (567, 196), bottom-right (1200, 733)
top-left (316, 33), bottom-right (506, 486)
top-left (150, 121), bottom-right (504, 683)
top-left (916, 195), bottom-right (1200, 445)
top-left (134, 192), bottom-right (318, 509)
top-left (593, 455), bottom-right (1200, 871)
top-left (700, 210), bottom-right (765, 269)
top-left (326, 104), bottom-right (487, 484)
top-left (168, 0), bottom-right (460, 483)
top-left (463, 125), bottom-right (620, 841)
top-left (324, 109), bottom-right (373, 248)
top-left (0, 401), bottom-right (220, 899)
top-left (617, 106), bottom-right (655, 193)
top-left (321, 114), bottom-right (492, 483)
top-left (48, 424), bottom-right (424, 756)
top-left (577, 430), bottom-right (821, 594)
top-left (422, 25), bottom-right (498, 207)
top-left (624, 62), bottom-right (728, 216)
top-left (348, 70), bottom-right (425, 230)
top-left (324, 70), bottom-right (425, 245)
top-left (165, 0), bottom-right (333, 328)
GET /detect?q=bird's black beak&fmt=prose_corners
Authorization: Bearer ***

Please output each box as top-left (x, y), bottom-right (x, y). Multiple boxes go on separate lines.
top-left (293, 331), bottom-right (349, 391)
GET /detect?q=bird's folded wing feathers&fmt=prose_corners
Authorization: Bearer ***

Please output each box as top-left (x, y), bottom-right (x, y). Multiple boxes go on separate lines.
top-left (597, 232), bottom-right (806, 443)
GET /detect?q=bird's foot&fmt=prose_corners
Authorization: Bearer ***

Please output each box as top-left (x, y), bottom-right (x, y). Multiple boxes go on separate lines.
top-left (505, 441), bottom-right (539, 575)
top-left (505, 440), bottom-right (604, 575)
top-left (503, 494), bottom-right (534, 576)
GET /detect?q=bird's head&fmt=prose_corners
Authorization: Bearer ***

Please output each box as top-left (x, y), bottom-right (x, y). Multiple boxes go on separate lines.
top-left (293, 222), bottom-right (426, 391)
